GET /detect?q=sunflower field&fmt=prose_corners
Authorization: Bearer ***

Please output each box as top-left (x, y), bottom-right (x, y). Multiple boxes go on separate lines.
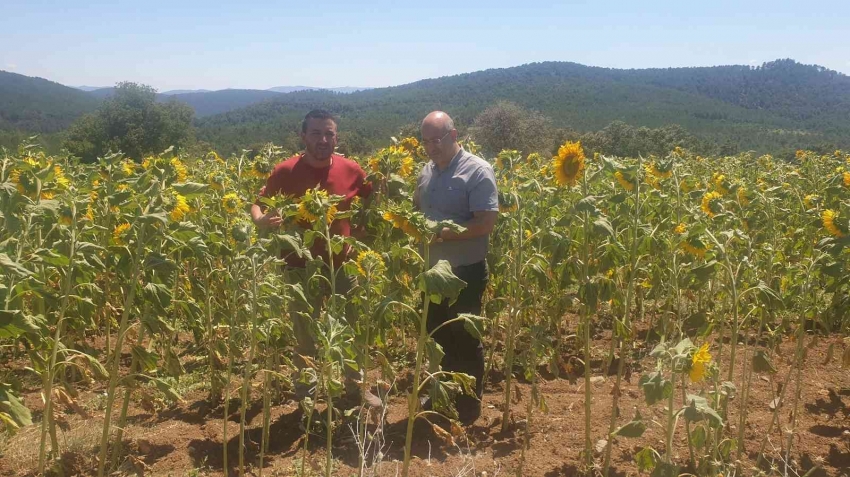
top-left (1, 139), bottom-right (849, 477)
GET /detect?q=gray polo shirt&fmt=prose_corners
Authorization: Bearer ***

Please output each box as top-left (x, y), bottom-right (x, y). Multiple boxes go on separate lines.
top-left (416, 149), bottom-right (499, 267)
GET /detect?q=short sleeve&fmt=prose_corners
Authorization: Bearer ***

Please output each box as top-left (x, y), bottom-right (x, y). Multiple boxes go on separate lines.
top-left (468, 164), bottom-right (499, 212)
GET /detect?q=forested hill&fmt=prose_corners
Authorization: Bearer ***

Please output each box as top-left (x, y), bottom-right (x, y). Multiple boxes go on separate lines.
top-left (195, 59), bottom-right (850, 155)
top-left (0, 71), bottom-right (99, 133)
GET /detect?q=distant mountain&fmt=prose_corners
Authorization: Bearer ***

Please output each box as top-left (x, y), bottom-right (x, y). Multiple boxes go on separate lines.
top-left (267, 85), bottom-right (371, 94)
top-left (75, 85), bottom-right (108, 92)
top-left (0, 70), bottom-right (100, 132)
top-left (161, 89), bottom-right (212, 95)
top-left (195, 59), bottom-right (850, 156)
top-left (163, 89), bottom-right (285, 117)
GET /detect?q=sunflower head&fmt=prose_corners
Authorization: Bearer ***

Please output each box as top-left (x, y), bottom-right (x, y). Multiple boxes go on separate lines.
top-left (398, 137), bottom-right (420, 154)
top-left (121, 160), bottom-right (137, 177)
top-left (701, 191), bottom-right (723, 218)
top-left (221, 193), bottom-right (241, 214)
top-left (169, 191), bottom-right (191, 222)
top-left (552, 141), bottom-right (586, 187)
top-left (804, 194), bottom-right (819, 210)
top-left (843, 172), bottom-right (850, 188)
top-left (822, 209), bottom-right (847, 238)
top-left (689, 343), bottom-right (712, 383)
top-left (355, 250), bottom-right (386, 278)
top-left (297, 188), bottom-right (338, 224)
top-left (112, 222), bottom-right (132, 245)
top-left (674, 223), bottom-right (687, 235)
top-left (736, 185), bottom-right (751, 207)
top-left (526, 152), bottom-right (542, 165)
top-left (58, 204), bottom-right (74, 226)
top-left (614, 171), bottom-right (635, 192)
top-left (680, 236), bottom-right (710, 258)
top-left (646, 158), bottom-right (673, 179)
top-left (169, 157), bottom-right (189, 182)
top-left (712, 173), bottom-right (730, 195)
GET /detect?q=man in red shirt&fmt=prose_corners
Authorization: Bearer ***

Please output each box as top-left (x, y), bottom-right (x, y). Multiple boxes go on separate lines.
top-left (251, 109), bottom-right (378, 406)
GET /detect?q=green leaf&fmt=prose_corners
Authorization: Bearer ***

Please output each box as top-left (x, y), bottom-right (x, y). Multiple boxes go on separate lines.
top-left (274, 233), bottom-right (306, 258)
top-left (691, 425), bottom-right (707, 449)
top-left (639, 371), bottom-right (672, 406)
top-left (650, 462), bottom-right (680, 477)
top-left (151, 378), bottom-right (182, 402)
top-left (752, 350), bottom-right (777, 374)
top-left (426, 338), bottom-right (445, 369)
top-left (131, 346), bottom-right (160, 373)
top-left (0, 310), bottom-right (43, 339)
top-left (683, 394), bottom-right (723, 427)
top-left (419, 260), bottom-right (467, 305)
top-left (593, 217), bottom-right (615, 238)
top-left (172, 182), bottom-right (210, 197)
top-left (634, 446), bottom-right (658, 473)
top-left (459, 313), bottom-right (486, 340)
top-left (0, 383), bottom-right (32, 428)
top-left (138, 212), bottom-right (168, 226)
top-left (0, 253), bottom-right (33, 278)
top-left (143, 283), bottom-right (173, 312)
top-left (611, 409), bottom-right (646, 438)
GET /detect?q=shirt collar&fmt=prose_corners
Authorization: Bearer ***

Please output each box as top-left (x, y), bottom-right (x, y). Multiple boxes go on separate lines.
top-left (431, 148), bottom-right (464, 174)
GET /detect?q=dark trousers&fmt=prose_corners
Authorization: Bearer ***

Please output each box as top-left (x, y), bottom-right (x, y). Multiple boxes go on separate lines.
top-left (426, 260), bottom-right (487, 400)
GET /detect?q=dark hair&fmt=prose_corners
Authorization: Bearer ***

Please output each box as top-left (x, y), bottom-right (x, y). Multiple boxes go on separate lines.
top-left (301, 109), bottom-right (336, 133)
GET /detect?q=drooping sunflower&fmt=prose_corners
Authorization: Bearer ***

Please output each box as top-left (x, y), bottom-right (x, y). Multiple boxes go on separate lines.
top-left (552, 141), bottom-right (586, 187)
top-left (382, 210), bottom-right (421, 241)
top-left (712, 173), bottom-right (729, 195)
top-left (355, 250), bottom-right (386, 277)
top-left (526, 152), bottom-right (542, 165)
top-left (170, 157), bottom-right (189, 182)
top-left (221, 193), bottom-right (241, 214)
top-left (399, 156), bottom-right (415, 178)
top-left (113, 222), bottom-right (132, 244)
top-left (58, 205), bottom-right (74, 226)
top-left (52, 165), bottom-right (70, 189)
top-left (843, 172), bottom-right (850, 188)
top-left (689, 343), bottom-right (712, 383)
top-left (803, 194), bottom-right (819, 210)
top-left (680, 236), bottom-right (710, 258)
top-left (736, 185), bottom-right (751, 207)
top-left (614, 171), bottom-right (634, 192)
top-left (398, 137), bottom-right (420, 154)
top-left (701, 191), bottom-right (723, 218)
top-left (170, 193), bottom-right (190, 222)
top-left (822, 209), bottom-right (847, 238)
top-left (646, 160), bottom-right (673, 179)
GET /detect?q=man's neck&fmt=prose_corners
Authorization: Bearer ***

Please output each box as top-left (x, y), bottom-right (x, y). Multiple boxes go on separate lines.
top-left (303, 153), bottom-right (333, 169)
top-left (433, 146), bottom-right (462, 171)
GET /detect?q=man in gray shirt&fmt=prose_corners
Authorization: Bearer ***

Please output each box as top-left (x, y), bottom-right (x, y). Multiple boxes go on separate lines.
top-left (415, 111), bottom-right (498, 424)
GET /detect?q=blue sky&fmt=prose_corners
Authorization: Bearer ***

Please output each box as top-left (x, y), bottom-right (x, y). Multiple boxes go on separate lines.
top-left (2, 0), bottom-right (848, 91)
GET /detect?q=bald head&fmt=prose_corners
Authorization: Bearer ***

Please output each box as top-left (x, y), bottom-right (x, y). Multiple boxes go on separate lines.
top-left (421, 111), bottom-right (455, 133)
top-left (420, 111), bottom-right (461, 166)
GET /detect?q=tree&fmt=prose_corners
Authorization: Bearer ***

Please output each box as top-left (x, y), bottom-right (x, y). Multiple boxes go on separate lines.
top-left (63, 82), bottom-right (194, 162)
top-left (469, 101), bottom-right (555, 157)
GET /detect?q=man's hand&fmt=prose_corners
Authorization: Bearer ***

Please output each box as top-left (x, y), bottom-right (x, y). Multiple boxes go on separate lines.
top-left (254, 211), bottom-right (282, 230)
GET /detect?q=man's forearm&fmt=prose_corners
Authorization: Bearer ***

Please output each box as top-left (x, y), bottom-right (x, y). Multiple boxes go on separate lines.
top-left (441, 213), bottom-right (496, 241)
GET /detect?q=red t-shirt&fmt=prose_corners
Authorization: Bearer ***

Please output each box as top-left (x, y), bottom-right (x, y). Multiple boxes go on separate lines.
top-left (258, 154), bottom-right (372, 267)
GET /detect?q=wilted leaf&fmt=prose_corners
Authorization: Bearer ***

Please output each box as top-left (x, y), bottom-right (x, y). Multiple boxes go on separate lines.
top-left (611, 409), bottom-right (646, 438)
top-left (0, 384), bottom-right (32, 428)
top-left (419, 260), bottom-right (467, 305)
top-left (753, 350), bottom-right (777, 374)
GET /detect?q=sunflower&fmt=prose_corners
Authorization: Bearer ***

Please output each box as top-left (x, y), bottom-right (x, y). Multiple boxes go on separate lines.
top-left (822, 209), bottom-right (846, 238)
top-left (803, 194), bottom-right (819, 209)
top-left (121, 160), bottom-right (136, 177)
top-left (112, 222), bottom-right (132, 244)
top-left (736, 186), bottom-right (750, 207)
top-left (674, 223), bottom-right (687, 235)
top-left (399, 156), bottom-right (415, 178)
top-left (795, 150), bottom-right (806, 161)
top-left (297, 189), bottom-right (337, 224)
top-left (382, 210), bottom-right (421, 241)
top-left (689, 343), bottom-right (712, 383)
top-left (53, 165), bottom-right (70, 189)
top-left (843, 172), bottom-right (850, 188)
top-left (614, 171), bottom-right (634, 191)
top-left (680, 237), bottom-right (710, 258)
top-left (248, 158), bottom-right (273, 178)
top-left (355, 250), bottom-right (386, 277)
top-left (524, 229), bottom-right (533, 241)
top-left (672, 146), bottom-right (685, 157)
top-left (40, 191), bottom-right (55, 200)
top-left (712, 173), bottom-right (729, 195)
top-left (526, 152), bottom-right (542, 165)
top-left (58, 206), bottom-right (74, 226)
top-left (142, 156), bottom-right (155, 170)
top-left (552, 141), bottom-right (586, 187)
top-left (646, 161), bottom-right (673, 179)
top-left (835, 150), bottom-right (843, 158)
top-left (368, 157), bottom-right (380, 173)
top-left (170, 193), bottom-right (190, 222)
top-left (399, 137), bottom-right (420, 154)
top-left (170, 157), bottom-right (188, 182)
top-left (701, 191), bottom-right (723, 218)
top-left (221, 193), bottom-right (241, 214)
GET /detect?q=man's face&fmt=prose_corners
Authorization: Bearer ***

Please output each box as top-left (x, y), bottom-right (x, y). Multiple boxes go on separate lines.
top-left (420, 125), bottom-right (455, 162)
top-left (301, 118), bottom-right (338, 161)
